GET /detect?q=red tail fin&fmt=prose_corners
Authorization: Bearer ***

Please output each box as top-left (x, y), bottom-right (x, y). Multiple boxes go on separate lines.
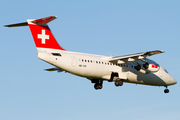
top-left (27, 16), bottom-right (65, 50)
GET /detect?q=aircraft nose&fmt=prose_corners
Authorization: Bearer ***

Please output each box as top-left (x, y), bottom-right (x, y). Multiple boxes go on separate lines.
top-left (170, 76), bottom-right (177, 85)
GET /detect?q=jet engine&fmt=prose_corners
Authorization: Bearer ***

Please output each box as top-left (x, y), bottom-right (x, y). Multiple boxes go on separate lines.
top-left (134, 64), bottom-right (150, 74)
top-left (142, 63), bottom-right (160, 72)
top-left (133, 59), bottom-right (160, 74)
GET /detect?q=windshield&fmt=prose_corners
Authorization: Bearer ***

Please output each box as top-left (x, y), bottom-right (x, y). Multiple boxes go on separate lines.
top-left (164, 69), bottom-right (169, 73)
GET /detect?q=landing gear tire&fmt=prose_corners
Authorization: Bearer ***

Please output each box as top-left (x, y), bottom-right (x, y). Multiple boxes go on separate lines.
top-left (164, 89), bottom-right (169, 93)
top-left (115, 78), bottom-right (123, 87)
top-left (94, 83), bottom-right (103, 90)
top-left (164, 86), bottom-right (169, 94)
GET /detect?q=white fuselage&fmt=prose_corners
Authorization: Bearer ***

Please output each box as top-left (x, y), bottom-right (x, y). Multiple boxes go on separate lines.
top-left (37, 48), bottom-right (176, 87)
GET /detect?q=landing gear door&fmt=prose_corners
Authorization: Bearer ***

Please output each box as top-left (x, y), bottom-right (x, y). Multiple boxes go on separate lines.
top-left (71, 56), bottom-right (77, 67)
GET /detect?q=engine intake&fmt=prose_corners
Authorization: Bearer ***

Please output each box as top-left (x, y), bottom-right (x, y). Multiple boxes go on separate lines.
top-left (134, 64), bottom-right (149, 74)
top-left (134, 65), bottom-right (141, 71)
top-left (143, 63), bottom-right (159, 72)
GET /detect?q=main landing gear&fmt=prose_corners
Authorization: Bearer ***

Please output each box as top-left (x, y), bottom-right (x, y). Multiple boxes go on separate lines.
top-left (91, 78), bottom-right (123, 90)
top-left (110, 72), bottom-right (123, 87)
top-left (114, 78), bottom-right (123, 87)
top-left (91, 79), bottom-right (103, 90)
top-left (164, 86), bottom-right (169, 93)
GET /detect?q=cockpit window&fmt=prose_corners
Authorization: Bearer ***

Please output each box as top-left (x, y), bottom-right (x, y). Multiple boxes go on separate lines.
top-left (165, 69), bottom-right (168, 73)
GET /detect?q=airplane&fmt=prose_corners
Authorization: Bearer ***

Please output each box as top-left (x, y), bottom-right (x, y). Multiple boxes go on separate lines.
top-left (4, 16), bottom-right (177, 93)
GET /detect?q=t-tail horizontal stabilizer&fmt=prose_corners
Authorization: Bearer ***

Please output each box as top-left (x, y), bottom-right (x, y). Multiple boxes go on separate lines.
top-left (4, 22), bottom-right (28, 27)
top-left (4, 16), bottom-right (57, 27)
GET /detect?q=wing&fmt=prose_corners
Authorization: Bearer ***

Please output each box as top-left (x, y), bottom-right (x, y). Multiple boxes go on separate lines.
top-left (109, 50), bottom-right (164, 64)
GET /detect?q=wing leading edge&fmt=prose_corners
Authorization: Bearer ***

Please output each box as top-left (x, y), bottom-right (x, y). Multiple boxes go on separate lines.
top-left (109, 50), bottom-right (164, 64)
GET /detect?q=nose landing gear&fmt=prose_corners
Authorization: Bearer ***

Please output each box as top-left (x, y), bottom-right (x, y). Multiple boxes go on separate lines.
top-left (164, 86), bottom-right (169, 93)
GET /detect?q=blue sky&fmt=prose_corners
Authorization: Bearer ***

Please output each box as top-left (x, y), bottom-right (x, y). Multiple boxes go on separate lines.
top-left (1, 0), bottom-right (180, 120)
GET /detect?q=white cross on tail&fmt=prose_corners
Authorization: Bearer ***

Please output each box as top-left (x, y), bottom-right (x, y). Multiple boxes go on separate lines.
top-left (38, 30), bottom-right (49, 44)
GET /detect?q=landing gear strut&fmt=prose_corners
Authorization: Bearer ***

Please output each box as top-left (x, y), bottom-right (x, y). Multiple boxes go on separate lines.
top-left (164, 86), bottom-right (169, 93)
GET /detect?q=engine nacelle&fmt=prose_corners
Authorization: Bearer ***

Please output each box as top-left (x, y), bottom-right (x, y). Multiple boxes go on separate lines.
top-left (134, 65), bottom-right (150, 74)
top-left (143, 63), bottom-right (160, 72)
